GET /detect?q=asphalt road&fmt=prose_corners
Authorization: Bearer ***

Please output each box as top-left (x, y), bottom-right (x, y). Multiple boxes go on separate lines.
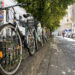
top-left (36, 36), bottom-right (75, 75)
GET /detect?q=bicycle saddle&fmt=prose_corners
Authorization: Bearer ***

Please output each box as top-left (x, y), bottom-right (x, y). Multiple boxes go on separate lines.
top-left (23, 14), bottom-right (30, 18)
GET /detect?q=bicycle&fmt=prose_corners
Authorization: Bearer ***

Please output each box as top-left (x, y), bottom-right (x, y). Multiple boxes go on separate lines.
top-left (0, 2), bottom-right (36, 75)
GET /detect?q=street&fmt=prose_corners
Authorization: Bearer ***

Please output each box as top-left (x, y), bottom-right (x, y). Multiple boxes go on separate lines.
top-left (36, 36), bottom-right (75, 75)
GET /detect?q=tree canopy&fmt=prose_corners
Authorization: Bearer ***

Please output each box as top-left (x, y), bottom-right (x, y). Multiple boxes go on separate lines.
top-left (17, 0), bottom-right (75, 32)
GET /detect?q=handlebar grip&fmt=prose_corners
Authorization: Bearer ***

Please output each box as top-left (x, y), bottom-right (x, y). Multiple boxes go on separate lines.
top-left (19, 2), bottom-right (31, 6)
top-left (0, 8), bottom-right (4, 10)
top-left (0, 7), bottom-right (9, 10)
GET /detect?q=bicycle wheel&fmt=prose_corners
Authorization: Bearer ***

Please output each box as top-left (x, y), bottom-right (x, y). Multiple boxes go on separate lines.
top-left (28, 30), bottom-right (36, 56)
top-left (0, 24), bottom-right (22, 75)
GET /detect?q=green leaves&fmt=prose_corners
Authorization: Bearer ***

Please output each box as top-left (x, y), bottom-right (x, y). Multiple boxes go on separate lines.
top-left (17, 0), bottom-right (75, 32)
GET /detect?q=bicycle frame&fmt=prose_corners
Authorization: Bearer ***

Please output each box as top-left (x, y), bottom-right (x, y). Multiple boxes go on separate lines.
top-left (0, 1), bottom-right (36, 53)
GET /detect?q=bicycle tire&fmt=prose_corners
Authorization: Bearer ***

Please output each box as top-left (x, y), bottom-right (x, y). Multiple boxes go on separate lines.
top-left (28, 30), bottom-right (36, 56)
top-left (0, 24), bottom-right (22, 75)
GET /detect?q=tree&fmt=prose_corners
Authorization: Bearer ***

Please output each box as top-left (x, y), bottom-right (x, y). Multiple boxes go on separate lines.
top-left (17, 0), bottom-right (75, 32)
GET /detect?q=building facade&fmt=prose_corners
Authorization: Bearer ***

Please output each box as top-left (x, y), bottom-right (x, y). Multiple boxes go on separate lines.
top-left (71, 4), bottom-right (75, 33)
top-left (57, 5), bottom-right (72, 34)
top-left (0, 0), bottom-right (4, 25)
top-left (4, 0), bottom-right (27, 24)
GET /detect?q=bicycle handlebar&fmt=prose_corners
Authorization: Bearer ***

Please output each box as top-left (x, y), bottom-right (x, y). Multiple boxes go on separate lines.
top-left (0, 2), bottom-right (31, 10)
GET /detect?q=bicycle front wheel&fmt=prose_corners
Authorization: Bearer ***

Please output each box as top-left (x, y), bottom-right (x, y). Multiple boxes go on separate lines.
top-left (28, 30), bottom-right (36, 56)
top-left (0, 24), bottom-right (22, 75)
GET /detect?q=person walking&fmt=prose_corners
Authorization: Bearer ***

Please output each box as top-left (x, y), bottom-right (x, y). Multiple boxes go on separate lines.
top-left (62, 31), bottom-right (65, 37)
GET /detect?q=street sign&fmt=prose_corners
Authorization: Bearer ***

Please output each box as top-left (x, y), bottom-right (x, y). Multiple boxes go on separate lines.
top-left (64, 29), bottom-right (67, 32)
top-left (69, 29), bottom-right (72, 32)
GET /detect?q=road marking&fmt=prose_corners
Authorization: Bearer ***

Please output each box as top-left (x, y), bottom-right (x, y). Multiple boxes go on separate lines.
top-left (72, 44), bottom-right (75, 46)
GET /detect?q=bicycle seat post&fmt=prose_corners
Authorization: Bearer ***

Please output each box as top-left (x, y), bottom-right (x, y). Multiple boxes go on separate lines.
top-left (6, 9), bottom-right (9, 23)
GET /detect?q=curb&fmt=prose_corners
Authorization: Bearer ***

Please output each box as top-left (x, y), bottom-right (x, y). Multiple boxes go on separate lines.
top-left (15, 42), bottom-right (50, 75)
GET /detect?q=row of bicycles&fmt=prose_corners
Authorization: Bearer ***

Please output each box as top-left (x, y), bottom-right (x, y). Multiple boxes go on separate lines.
top-left (0, 2), bottom-right (50, 75)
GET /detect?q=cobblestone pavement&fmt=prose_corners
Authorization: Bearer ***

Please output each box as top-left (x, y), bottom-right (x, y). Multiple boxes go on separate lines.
top-left (36, 37), bottom-right (75, 75)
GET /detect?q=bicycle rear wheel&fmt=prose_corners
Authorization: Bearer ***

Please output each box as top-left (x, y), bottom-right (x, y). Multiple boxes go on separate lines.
top-left (0, 24), bottom-right (22, 75)
top-left (28, 30), bottom-right (36, 56)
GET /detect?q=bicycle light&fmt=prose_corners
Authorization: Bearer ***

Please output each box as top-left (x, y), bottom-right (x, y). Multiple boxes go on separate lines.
top-left (0, 51), bottom-right (3, 58)
top-left (17, 45), bottom-right (20, 50)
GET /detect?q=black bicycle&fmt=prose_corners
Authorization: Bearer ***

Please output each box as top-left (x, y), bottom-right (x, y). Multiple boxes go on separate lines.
top-left (0, 2), bottom-right (36, 75)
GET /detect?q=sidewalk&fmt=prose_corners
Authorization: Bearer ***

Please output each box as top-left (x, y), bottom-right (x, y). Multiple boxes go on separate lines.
top-left (36, 37), bottom-right (75, 75)
top-left (36, 38), bottom-right (59, 75)
top-left (56, 36), bottom-right (75, 42)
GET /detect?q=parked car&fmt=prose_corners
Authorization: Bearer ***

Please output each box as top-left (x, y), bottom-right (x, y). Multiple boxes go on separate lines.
top-left (67, 32), bottom-right (72, 38)
top-left (71, 33), bottom-right (75, 38)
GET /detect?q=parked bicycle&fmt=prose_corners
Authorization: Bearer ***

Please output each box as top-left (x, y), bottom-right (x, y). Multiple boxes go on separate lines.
top-left (0, 2), bottom-right (36, 75)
